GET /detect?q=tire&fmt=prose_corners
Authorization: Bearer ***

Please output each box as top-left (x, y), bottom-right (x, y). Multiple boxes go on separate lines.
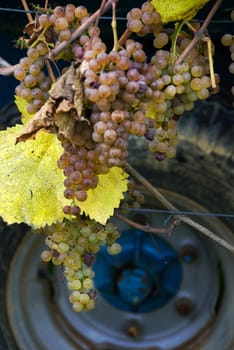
top-left (0, 98), bottom-right (233, 350)
top-left (0, 222), bottom-right (27, 350)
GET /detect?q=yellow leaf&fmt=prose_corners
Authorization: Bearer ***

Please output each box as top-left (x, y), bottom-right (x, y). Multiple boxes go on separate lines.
top-left (0, 124), bottom-right (128, 227)
top-left (0, 125), bottom-right (68, 228)
top-left (15, 95), bottom-right (33, 124)
top-left (77, 167), bottom-right (129, 225)
top-left (151, 0), bottom-right (210, 23)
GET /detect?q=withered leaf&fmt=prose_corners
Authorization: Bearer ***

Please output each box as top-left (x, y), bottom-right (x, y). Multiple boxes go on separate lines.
top-left (16, 63), bottom-right (85, 143)
top-left (16, 99), bottom-right (56, 143)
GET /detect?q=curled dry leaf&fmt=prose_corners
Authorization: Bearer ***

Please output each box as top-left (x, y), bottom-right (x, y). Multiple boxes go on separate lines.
top-left (16, 62), bottom-right (84, 143)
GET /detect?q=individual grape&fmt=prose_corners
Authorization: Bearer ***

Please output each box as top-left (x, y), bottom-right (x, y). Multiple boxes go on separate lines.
top-left (72, 302), bottom-right (83, 312)
top-left (191, 65), bottom-right (204, 78)
top-left (80, 293), bottom-right (90, 305)
top-left (142, 11), bottom-right (154, 25)
top-left (127, 8), bottom-right (142, 20)
top-left (24, 74), bottom-right (37, 88)
top-left (19, 57), bottom-right (32, 70)
top-left (38, 14), bottom-right (50, 27)
top-left (107, 242), bottom-right (122, 255)
top-left (196, 87), bottom-right (209, 100)
top-left (59, 29), bottom-right (72, 41)
top-left (83, 278), bottom-right (93, 290)
top-left (153, 32), bottom-right (169, 48)
top-left (54, 6), bottom-right (65, 18)
top-left (98, 85), bottom-right (112, 99)
top-left (69, 290), bottom-right (81, 303)
top-left (164, 85), bottom-right (177, 99)
top-left (41, 250), bottom-right (52, 262)
top-left (64, 188), bottom-right (75, 200)
top-left (69, 171), bottom-right (83, 185)
top-left (33, 99), bottom-right (44, 110)
top-left (221, 33), bottom-right (233, 47)
top-left (57, 242), bottom-right (69, 253)
top-left (76, 190), bottom-right (87, 202)
top-left (104, 129), bottom-right (117, 145)
top-left (75, 6), bottom-right (88, 20)
top-left (21, 88), bottom-right (33, 102)
top-left (190, 78), bottom-right (203, 91)
top-left (229, 62), bottom-right (234, 74)
top-left (127, 19), bottom-right (143, 33)
top-left (133, 49), bottom-right (147, 63)
top-left (173, 103), bottom-right (185, 115)
top-left (29, 64), bottom-right (41, 76)
top-left (172, 74), bottom-right (184, 85)
top-left (14, 65), bottom-right (26, 81)
top-left (68, 280), bottom-right (82, 291)
top-left (27, 48), bottom-right (39, 61)
top-left (94, 121), bottom-right (107, 135)
top-left (26, 103), bottom-right (37, 115)
top-left (55, 17), bottom-right (68, 31)
top-left (65, 4), bottom-right (75, 22)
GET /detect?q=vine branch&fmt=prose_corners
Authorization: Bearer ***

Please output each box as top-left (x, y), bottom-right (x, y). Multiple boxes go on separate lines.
top-left (21, 0), bottom-right (33, 23)
top-left (125, 162), bottom-right (234, 255)
top-left (115, 211), bottom-right (178, 235)
top-left (175, 0), bottom-right (223, 65)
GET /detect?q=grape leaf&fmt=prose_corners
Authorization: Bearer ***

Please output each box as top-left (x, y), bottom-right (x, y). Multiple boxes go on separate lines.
top-left (0, 123), bottom-right (128, 227)
top-left (15, 95), bottom-right (33, 124)
top-left (0, 125), bottom-right (68, 228)
top-left (151, 0), bottom-right (210, 23)
top-left (78, 167), bottom-right (129, 225)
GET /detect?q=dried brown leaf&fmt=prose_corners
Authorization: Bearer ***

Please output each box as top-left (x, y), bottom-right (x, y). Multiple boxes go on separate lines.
top-left (16, 63), bottom-right (85, 143)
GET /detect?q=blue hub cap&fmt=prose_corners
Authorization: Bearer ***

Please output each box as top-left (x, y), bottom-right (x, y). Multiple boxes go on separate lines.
top-left (94, 229), bottom-right (182, 313)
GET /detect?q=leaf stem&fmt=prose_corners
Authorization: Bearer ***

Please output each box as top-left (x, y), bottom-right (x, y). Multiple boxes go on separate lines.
top-left (125, 162), bottom-right (234, 254)
top-left (171, 21), bottom-right (185, 57)
top-left (175, 0), bottom-right (223, 65)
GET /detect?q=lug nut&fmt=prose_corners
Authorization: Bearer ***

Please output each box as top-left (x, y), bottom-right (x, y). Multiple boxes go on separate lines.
top-left (180, 244), bottom-right (198, 263)
top-left (175, 297), bottom-right (194, 316)
top-left (124, 320), bottom-right (141, 338)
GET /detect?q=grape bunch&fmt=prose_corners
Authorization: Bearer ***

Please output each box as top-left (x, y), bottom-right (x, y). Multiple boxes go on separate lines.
top-left (41, 218), bottom-right (121, 312)
top-left (125, 2), bottom-right (218, 159)
top-left (13, 4), bottom-right (92, 115)
top-left (221, 10), bottom-right (234, 104)
top-left (14, 42), bottom-right (51, 115)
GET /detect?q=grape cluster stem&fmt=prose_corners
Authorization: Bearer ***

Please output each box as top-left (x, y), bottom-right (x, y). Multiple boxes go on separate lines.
top-left (125, 162), bottom-right (234, 255)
